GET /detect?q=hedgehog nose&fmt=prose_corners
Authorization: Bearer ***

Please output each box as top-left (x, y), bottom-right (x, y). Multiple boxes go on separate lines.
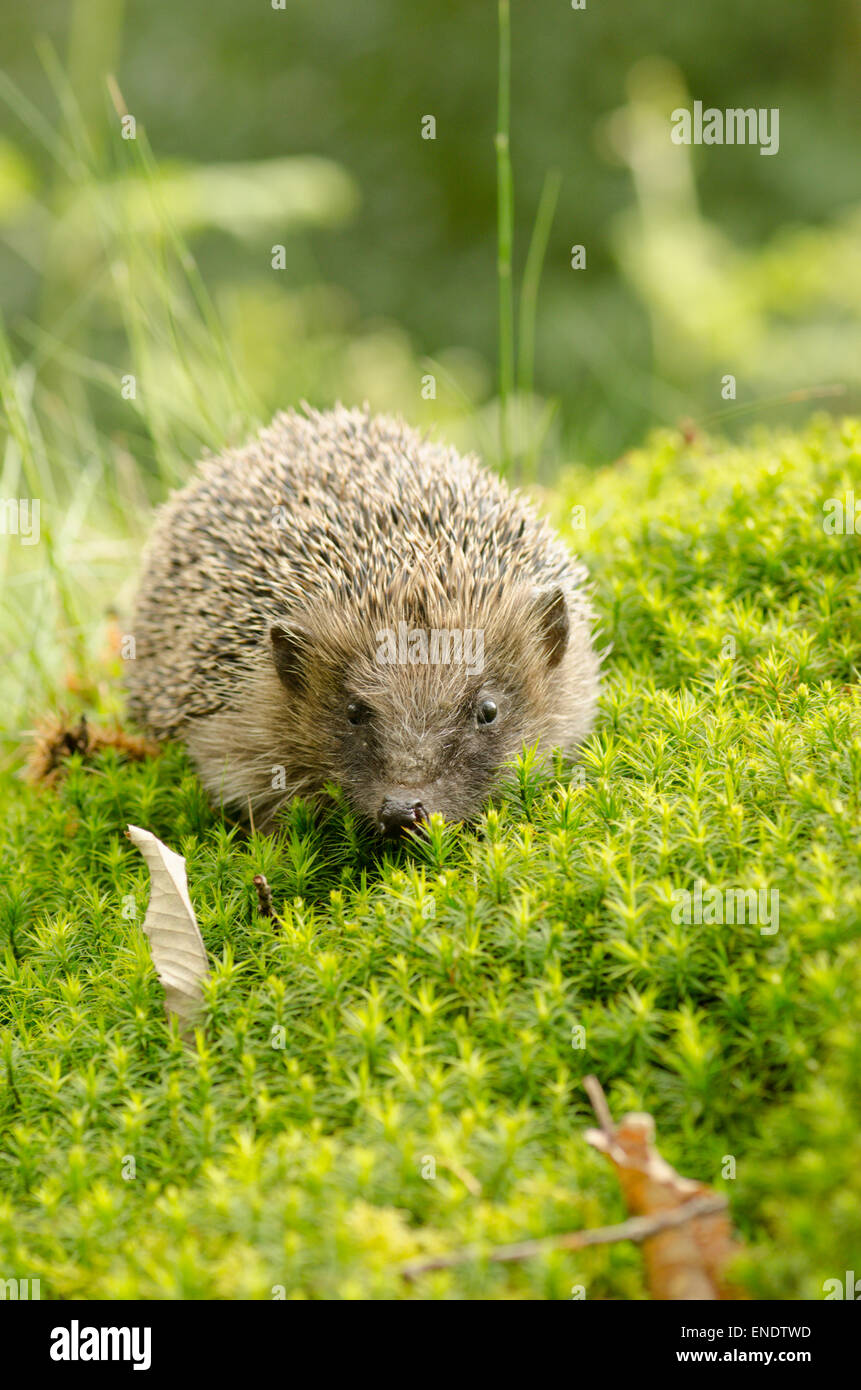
top-left (379, 797), bottom-right (427, 836)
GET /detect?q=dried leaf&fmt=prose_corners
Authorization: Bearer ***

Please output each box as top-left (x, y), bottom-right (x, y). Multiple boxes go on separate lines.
top-left (585, 1090), bottom-right (745, 1300)
top-left (126, 824), bottom-right (210, 1034)
top-left (400, 1087), bottom-right (741, 1288)
top-left (27, 714), bottom-right (158, 784)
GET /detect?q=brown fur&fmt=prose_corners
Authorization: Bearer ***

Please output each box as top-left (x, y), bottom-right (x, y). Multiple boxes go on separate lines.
top-left (126, 406), bottom-right (601, 831)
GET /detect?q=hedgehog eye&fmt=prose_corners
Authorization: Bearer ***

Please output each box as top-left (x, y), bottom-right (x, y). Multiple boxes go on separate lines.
top-left (476, 698), bottom-right (498, 726)
top-left (347, 700), bottom-right (371, 726)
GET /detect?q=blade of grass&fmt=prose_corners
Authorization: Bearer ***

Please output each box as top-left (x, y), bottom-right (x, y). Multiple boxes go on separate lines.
top-left (495, 0), bottom-right (514, 474)
top-left (518, 167), bottom-right (561, 405)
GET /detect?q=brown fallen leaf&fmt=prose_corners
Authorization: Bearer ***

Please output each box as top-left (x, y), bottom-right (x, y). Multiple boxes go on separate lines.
top-left (400, 1076), bottom-right (745, 1295)
top-left (26, 712), bottom-right (158, 784)
top-left (126, 824), bottom-right (211, 1037)
top-left (583, 1076), bottom-right (745, 1300)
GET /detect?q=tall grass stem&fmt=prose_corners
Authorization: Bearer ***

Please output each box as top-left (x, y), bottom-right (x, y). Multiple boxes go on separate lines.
top-left (496, 0), bottom-right (515, 472)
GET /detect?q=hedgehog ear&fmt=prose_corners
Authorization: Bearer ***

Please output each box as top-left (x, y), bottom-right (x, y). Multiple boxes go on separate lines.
top-left (270, 624), bottom-right (309, 692)
top-left (531, 587), bottom-right (569, 668)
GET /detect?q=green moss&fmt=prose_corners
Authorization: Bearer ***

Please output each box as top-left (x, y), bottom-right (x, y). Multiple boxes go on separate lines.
top-left (0, 416), bottom-right (859, 1298)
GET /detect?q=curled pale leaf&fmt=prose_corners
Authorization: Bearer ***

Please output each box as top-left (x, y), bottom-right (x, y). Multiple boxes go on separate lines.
top-left (127, 824), bottom-right (210, 1033)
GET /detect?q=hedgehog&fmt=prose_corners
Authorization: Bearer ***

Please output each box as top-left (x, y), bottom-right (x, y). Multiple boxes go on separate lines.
top-left (125, 406), bottom-right (601, 835)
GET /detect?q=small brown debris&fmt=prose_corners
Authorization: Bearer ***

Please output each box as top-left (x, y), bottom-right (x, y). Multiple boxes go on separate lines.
top-left (26, 713), bottom-right (159, 785)
top-left (252, 873), bottom-right (274, 919)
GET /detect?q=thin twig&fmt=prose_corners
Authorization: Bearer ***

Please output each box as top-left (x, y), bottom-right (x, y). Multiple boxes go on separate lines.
top-left (583, 1073), bottom-right (615, 1140)
top-left (400, 1193), bottom-right (728, 1282)
top-left (437, 1158), bottom-right (482, 1198)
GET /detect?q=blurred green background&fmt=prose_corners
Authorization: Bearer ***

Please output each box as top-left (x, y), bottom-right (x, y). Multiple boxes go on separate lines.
top-left (0, 0), bottom-right (860, 735)
top-left (3, 0), bottom-right (861, 464)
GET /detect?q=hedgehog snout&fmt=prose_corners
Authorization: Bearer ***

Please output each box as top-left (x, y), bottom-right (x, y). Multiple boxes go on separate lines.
top-left (378, 795), bottom-right (429, 837)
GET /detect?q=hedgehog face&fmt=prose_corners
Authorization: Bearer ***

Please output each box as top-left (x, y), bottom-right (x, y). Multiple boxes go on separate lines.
top-left (335, 673), bottom-right (514, 835)
top-left (268, 584), bottom-right (588, 835)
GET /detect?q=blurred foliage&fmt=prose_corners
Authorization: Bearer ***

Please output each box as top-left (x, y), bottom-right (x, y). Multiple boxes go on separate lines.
top-left (0, 417), bottom-right (859, 1297)
top-left (1, 4), bottom-right (859, 1302)
top-left (1, 0), bottom-right (861, 473)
